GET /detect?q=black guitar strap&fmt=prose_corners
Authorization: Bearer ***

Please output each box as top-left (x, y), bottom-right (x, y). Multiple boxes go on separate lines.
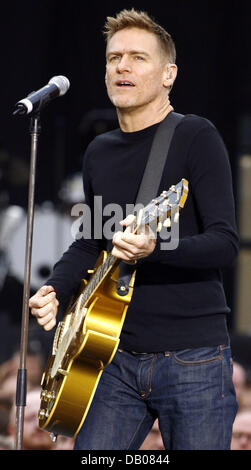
top-left (134, 112), bottom-right (184, 206)
top-left (115, 111), bottom-right (185, 296)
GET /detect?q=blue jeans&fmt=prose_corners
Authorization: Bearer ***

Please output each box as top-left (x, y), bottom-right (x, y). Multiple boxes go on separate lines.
top-left (74, 344), bottom-right (238, 450)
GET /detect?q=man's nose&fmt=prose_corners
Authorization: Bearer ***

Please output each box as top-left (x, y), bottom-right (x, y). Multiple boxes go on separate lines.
top-left (117, 56), bottom-right (131, 73)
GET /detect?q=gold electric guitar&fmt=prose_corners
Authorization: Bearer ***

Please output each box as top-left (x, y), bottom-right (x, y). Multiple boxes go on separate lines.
top-left (38, 178), bottom-right (188, 440)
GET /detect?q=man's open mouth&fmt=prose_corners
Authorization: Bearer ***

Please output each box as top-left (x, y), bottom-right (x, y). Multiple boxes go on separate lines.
top-left (116, 80), bottom-right (135, 87)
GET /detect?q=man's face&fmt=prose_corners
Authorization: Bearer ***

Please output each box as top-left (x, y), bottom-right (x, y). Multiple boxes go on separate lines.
top-left (105, 27), bottom-right (169, 112)
top-left (231, 412), bottom-right (251, 450)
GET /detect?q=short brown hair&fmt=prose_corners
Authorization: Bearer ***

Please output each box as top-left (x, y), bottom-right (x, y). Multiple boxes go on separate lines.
top-left (103, 8), bottom-right (176, 63)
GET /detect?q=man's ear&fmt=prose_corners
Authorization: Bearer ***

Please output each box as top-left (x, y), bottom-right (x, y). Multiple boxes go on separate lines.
top-left (163, 63), bottom-right (178, 89)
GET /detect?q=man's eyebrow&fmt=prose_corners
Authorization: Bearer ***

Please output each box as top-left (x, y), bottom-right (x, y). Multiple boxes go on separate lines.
top-left (106, 50), bottom-right (151, 58)
top-left (130, 50), bottom-right (150, 57)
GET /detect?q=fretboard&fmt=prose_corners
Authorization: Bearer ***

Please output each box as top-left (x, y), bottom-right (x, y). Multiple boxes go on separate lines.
top-left (77, 253), bottom-right (120, 311)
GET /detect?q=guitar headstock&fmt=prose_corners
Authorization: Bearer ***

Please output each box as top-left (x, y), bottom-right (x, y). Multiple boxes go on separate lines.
top-left (135, 178), bottom-right (189, 233)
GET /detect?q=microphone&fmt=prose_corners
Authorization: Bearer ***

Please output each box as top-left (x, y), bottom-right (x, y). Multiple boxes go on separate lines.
top-left (13, 75), bottom-right (70, 116)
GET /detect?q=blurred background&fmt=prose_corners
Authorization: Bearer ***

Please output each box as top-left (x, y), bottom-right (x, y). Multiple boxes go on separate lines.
top-left (0, 0), bottom-right (251, 450)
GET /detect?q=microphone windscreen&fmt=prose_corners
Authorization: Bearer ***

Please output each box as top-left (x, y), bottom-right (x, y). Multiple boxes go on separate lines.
top-left (49, 76), bottom-right (70, 96)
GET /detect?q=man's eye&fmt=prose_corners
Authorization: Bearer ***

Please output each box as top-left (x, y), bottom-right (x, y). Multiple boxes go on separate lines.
top-left (110, 56), bottom-right (119, 61)
top-left (135, 56), bottom-right (144, 61)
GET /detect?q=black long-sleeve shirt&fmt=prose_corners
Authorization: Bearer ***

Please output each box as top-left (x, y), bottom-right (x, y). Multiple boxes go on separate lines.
top-left (47, 113), bottom-right (239, 352)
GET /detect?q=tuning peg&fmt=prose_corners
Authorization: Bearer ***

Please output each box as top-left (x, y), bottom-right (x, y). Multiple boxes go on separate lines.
top-left (174, 211), bottom-right (180, 223)
top-left (137, 208), bottom-right (143, 226)
top-left (163, 217), bottom-right (171, 228)
top-left (157, 221), bottom-right (163, 232)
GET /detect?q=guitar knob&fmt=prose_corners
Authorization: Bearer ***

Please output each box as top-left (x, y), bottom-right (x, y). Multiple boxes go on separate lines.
top-left (38, 409), bottom-right (46, 420)
top-left (40, 389), bottom-right (55, 401)
top-left (46, 391), bottom-right (55, 401)
top-left (40, 389), bottom-right (47, 399)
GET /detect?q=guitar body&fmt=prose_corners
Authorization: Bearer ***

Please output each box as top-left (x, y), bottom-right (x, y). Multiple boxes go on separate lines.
top-left (38, 250), bottom-right (136, 437)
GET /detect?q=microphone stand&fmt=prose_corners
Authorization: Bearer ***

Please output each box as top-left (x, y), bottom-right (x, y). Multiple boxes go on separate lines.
top-left (14, 112), bottom-right (41, 450)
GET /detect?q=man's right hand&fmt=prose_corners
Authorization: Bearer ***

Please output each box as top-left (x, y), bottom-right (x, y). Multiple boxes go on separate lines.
top-left (29, 285), bottom-right (59, 331)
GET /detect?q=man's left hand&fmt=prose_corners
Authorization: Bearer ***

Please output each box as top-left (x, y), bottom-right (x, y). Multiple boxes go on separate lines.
top-left (111, 214), bottom-right (156, 262)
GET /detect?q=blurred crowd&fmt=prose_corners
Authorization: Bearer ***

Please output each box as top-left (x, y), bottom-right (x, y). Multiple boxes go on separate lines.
top-left (0, 343), bottom-right (251, 450)
top-left (0, 348), bottom-right (74, 450)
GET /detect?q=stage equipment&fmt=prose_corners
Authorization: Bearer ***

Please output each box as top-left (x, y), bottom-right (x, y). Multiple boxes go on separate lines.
top-left (13, 76), bottom-right (70, 450)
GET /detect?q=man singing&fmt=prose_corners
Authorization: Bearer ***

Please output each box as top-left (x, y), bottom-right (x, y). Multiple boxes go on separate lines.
top-left (29, 9), bottom-right (238, 449)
